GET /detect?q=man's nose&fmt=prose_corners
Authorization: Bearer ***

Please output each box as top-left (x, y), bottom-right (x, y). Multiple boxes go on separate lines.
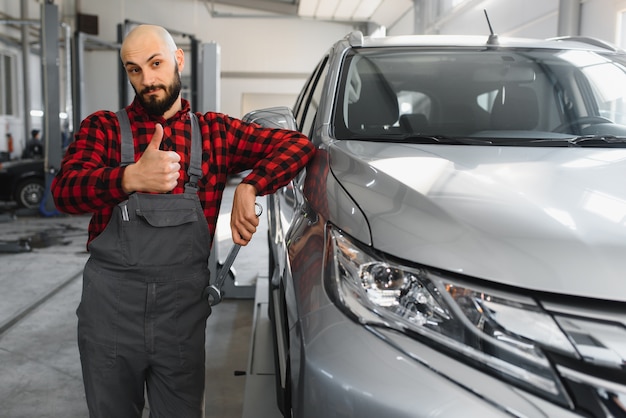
top-left (141, 68), bottom-right (158, 87)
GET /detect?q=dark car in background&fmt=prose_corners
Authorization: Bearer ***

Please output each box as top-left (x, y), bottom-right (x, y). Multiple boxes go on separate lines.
top-left (245, 31), bottom-right (626, 418)
top-left (0, 158), bottom-right (45, 209)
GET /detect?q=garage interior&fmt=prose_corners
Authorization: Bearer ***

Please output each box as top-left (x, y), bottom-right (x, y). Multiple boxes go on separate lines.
top-left (0, 0), bottom-right (624, 417)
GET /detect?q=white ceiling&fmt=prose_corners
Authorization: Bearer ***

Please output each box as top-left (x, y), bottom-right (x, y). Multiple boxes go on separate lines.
top-left (209, 0), bottom-right (414, 28)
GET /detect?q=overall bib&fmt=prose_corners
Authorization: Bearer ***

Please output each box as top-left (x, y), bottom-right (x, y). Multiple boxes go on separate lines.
top-left (78, 110), bottom-right (211, 418)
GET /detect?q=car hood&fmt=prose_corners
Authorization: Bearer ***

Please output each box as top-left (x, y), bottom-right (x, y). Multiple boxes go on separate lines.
top-left (0, 158), bottom-right (43, 170)
top-left (329, 140), bottom-right (626, 302)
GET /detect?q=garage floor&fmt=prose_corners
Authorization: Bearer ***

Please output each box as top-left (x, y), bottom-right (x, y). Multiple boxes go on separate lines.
top-left (0, 179), bottom-right (282, 418)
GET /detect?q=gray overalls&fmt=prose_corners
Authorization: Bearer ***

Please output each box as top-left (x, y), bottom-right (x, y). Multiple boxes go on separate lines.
top-left (77, 109), bottom-right (211, 418)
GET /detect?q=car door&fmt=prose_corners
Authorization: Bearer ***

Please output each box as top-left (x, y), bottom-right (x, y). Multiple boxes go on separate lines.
top-left (267, 55), bottom-right (331, 414)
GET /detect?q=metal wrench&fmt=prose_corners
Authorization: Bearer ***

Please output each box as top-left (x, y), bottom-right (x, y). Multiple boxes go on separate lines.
top-left (206, 202), bottom-right (263, 306)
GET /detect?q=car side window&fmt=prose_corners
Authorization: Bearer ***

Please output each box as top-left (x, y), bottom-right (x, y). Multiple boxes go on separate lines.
top-left (294, 72), bottom-right (315, 123)
top-left (294, 58), bottom-right (324, 126)
top-left (297, 56), bottom-right (329, 140)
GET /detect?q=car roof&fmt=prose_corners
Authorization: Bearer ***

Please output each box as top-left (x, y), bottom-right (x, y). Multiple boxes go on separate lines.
top-left (344, 31), bottom-right (622, 53)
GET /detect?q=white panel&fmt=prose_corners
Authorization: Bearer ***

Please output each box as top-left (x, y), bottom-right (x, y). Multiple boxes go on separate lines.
top-left (241, 93), bottom-right (297, 115)
top-left (316, 0), bottom-right (338, 18)
top-left (371, 0), bottom-right (413, 26)
top-left (353, 0), bottom-right (383, 20)
top-left (335, 0), bottom-right (360, 20)
top-left (298, 0), bottom-right (319, 17)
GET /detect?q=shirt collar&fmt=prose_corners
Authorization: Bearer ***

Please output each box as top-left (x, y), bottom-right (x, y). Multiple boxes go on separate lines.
top-left (128, 97), bottom-right (191, 122)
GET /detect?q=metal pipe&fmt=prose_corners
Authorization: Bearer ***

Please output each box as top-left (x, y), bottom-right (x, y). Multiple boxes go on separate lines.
top-left (62, 22), bottom-right (73, 134)
top-left (0, 19), bottom-right (39, 25)
top-left (75, 31), bottom-right (85, 127)
top-left (21, 0), bottom-right (31, 152)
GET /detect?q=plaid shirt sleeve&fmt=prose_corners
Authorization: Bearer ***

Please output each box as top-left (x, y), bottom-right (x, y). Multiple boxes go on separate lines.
top-left (207, 112), bottom-right (315, 195)
top-left (51, 110), bottom-right (129, 214)
top-left (196, 112), bottom-right (315, 241)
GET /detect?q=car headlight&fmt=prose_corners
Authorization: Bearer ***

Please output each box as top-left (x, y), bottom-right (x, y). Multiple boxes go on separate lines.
top-left (324, 225), bottom-right (626, 411)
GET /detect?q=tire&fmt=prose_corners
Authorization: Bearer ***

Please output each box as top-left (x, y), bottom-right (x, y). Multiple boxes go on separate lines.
top-left (267, 232), bottom-right (293, 416)
top-left (15, 178), bottom-right (45, 209)
top-left (272, 282), bottom-right (292, 416)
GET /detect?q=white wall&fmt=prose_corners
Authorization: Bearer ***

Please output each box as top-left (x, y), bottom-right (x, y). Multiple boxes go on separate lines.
top-left (580, 0), bottom-right (625, 43)
top-left (389, 8), bottom-right (415, 35)
top-left (440, 0), bottom-right (561, 38)
top-left (408, 0), bottom-right (626, 44)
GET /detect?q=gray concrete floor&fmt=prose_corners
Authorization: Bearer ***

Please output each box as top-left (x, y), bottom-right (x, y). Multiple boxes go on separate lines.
top-left (0, 179), bottom-right (281, 418)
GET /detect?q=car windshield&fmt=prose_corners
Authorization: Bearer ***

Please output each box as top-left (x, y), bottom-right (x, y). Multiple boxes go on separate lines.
top-left (334, 46), bottom-right (626, 145)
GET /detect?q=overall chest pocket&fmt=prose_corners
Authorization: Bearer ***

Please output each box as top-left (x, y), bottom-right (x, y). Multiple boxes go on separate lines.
top-left (120, 194), bottom-right (201, 267)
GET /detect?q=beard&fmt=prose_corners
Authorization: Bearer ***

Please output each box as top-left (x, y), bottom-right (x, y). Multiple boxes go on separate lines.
top-left (134, 68), bottom-right (182, 116)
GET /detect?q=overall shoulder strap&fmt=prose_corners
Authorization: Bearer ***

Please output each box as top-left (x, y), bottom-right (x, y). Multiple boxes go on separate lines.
top-left (185, 112), bottom-right (203, 193)
top-left (116, 109), bottom-right (135, 166)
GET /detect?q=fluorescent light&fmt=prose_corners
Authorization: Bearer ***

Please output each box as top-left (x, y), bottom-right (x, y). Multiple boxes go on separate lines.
top-left (30, 110), bottom-right (69, 119)
top-left (299, 0), bottom-right (388, 22)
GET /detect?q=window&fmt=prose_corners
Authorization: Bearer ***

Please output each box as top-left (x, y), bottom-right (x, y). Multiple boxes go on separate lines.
top-left (619, 9), bottom-right (626, 48)
top-left (301, 62), bottom-right (329, 139)
top-left (0, 52), bottom-right (16, 116)
top-left (397, 90), bottom-right (432, 119)
top-left (294, 57), bottom-right (325, 126)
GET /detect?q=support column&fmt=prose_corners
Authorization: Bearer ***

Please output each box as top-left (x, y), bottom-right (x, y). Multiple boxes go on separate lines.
top-left (557, 0), bottom-right (581, 37)
top-left (199, 42), bottom-right (220, 113)
top-left (41, 1), bottom-right (61, 215)
top-left (190, 36), bottom-right (199, 111)
top-left (413, 0), bottom-right (424, 34)
top-left (118, 23), bottom-right (127, 109)
top-left (21, 0), bottom-right (31, 147)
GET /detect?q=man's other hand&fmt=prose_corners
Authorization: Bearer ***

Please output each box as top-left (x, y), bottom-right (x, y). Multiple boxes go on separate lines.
top-left (231, 183), bottom-right (259, 246)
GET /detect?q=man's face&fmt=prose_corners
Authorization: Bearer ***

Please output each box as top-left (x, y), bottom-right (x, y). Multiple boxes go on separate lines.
top-left (122, 34), bottom-right (183, 117)
top-left (132, 65), bottom-right (182, 116)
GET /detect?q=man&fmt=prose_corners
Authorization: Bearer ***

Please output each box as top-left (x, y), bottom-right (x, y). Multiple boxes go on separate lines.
top-left (51, 24), bottom-right (314, 417)
top-left (22, 129), bottom-right (44, 159)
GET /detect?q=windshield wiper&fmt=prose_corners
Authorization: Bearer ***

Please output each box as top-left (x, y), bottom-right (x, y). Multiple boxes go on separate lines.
top-left (394, 134), bottom-right (493, 145)
top-left (568, 135), bottom-right (626, 147)
top-left (484, 135), bottom-right (626, 147)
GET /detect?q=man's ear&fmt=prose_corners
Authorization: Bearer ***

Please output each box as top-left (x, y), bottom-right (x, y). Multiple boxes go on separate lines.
top-left (175, 48), bottom-right (185, 72)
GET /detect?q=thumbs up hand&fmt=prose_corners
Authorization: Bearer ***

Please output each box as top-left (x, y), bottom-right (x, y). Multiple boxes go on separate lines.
top-left (121, 124), bottom-right (181, 193)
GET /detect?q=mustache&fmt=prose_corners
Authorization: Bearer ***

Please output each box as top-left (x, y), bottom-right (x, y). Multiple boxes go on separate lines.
top-left (140, 85), bottom-right (167, 95)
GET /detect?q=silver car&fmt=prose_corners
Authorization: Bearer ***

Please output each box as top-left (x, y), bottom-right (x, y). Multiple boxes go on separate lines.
top-left (244, 31), bottom-right (626, 417)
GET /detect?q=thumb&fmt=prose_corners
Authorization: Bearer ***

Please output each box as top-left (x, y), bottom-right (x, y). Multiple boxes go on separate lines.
top-left (148, 124), bottom-right (164, 150)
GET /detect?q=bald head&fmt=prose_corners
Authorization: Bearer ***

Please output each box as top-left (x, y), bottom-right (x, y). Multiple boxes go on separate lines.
top-left (120, 25), bottom-right (178, 64)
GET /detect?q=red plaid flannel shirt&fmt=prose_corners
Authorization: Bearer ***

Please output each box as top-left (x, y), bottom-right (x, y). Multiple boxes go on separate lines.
top-left (51, 98), bottom-right (315, 246)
